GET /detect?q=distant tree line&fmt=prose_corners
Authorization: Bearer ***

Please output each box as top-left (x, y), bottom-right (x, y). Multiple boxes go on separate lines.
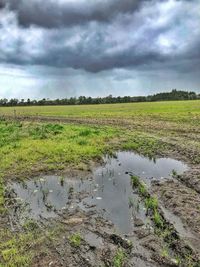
top-left (0, 89), bottom-right (199, 107)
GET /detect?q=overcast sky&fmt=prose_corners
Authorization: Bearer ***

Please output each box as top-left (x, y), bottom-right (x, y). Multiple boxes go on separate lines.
top-left (0, 0), bottom-right (199, 99)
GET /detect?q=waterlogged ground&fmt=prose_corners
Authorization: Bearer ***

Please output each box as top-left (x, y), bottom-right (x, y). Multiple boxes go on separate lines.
top-left (1, 105), bottom-right (200, 266)
top-left (10, 152), bottom-right (188, 235)
top-left (5, 151), bottom-right (195, 267)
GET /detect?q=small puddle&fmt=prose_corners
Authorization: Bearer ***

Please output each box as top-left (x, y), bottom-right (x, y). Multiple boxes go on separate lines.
top-left (10, 151), bottom-right (188, 234)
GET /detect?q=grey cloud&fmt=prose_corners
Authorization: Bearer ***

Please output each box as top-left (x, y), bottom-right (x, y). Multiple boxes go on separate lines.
top-left (0, 0), bottom-right (199, 98)
top-left (1, 0), bottom-right (146, 28)
top-left (0, 1), bottom-right (191, 72)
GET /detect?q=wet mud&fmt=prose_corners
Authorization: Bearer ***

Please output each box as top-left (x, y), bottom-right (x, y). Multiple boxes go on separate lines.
top-left (5, 151), bottom-right (199, 266)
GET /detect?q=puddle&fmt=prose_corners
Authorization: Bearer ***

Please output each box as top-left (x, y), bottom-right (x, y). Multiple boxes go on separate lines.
top-left (10, 151), bottom-right (188, 234)
top-left (11, 177), bottom-right (92, 219)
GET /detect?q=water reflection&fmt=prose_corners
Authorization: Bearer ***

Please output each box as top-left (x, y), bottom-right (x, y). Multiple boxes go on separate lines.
top-left (10, 151), bottom-right (188, 234)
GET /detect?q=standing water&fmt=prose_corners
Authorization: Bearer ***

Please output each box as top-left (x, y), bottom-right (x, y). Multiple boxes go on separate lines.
top-left (10, 151), bottom-right (188, 234)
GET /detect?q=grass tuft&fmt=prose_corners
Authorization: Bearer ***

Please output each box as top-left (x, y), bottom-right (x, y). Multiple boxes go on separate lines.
top-left (153, 211), bottom-right (164, 228)
top-left (69, 233), bottom-right (82, 247)
top-left (113, 249), bottom-right (126, 267)
top-left (145, 196), bottom-right (158, 211)
top-left (131, 175), bottom-right (140, 187)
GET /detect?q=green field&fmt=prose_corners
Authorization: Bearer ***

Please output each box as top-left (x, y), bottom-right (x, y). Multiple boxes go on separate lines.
top-left (0, 100), bottom-right (200, 266)
top-left (1, 100), bottom-right (200, 124)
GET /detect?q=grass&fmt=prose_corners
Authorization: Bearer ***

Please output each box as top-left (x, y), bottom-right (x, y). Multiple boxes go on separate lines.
top-left (69, 233), bottom-right (82, 247)
top-left (0, 222), bottom-right (67, 267)
top-left (172, 169), bottom-right (177, 178)
top-left (131, 175), bottom-right (149, 198)
top-left (131, 175), bottom-right (140, 187)
top-left (145, 196), bottom-right (158, 211)
top-left (0, 120), bottom-right (119, 180)
top-left (130, 175), bottom-right (164, 229)
top-left (113, 249), bottom-right (126, 267)
top-left (0, 100), bottom-right (200, 266)
top-left (2, 100), bottom-right (200, 163)
top-left (0, 119), bottom-right (167, 213)
top-left (129, 175), bottom-right (197, 265)
top-left (138, 182), bottom-right (149, 198)
top-left (0, 230), bottom-right (36, 267)
top-left (153, 211), bottom-right (164, 228)
top-left (1, 101), bottom-right (200, 125)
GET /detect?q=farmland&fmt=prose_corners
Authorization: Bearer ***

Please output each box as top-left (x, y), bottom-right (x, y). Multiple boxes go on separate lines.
top-left (1, 100), bottom-right (200, 123)
top-left (0, 100), bottom-right (200, 266)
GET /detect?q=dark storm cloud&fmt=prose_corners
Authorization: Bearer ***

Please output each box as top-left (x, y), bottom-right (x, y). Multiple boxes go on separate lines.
top-left (2, 0), bottom-right (196, 28)
top-left (0, 0), bottom-right (199, 99)
top-left (1, 0), bottom-right (146, 28)
top-left (1, 0), bottom-right (199, 74)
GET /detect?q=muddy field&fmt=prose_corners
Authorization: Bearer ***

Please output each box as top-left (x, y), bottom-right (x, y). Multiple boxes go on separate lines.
top-left (0, 101), bottom-right (200, 267)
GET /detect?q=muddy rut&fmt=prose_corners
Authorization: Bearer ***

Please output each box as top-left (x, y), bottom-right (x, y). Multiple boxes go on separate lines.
top-left (5, 151), bottom-right (200, 266)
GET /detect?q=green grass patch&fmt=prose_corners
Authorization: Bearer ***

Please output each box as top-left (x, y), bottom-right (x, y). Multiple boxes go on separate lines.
top-left (1, 100), bottom-right (200, 126)
top-left (69, 233), bottom-right (82, 247)
top-left (131, 175), bottom-right (140, 187)
top-left (113, 249), bottom-right (126, 267)
top-left (130, 175), bottom-right (164, 229)
top-left (0, 121), bottom-right (119, 179)
top-left (28, 123), bottom-right (64, 139)
top-left (145, 196), bottom-right (158, 211)
top-left (0, 231), bottom-right (35, 267)
top-left (153, 211), bottom-right (164, 228)
top-left (138, 182), bottom-right (148, 198)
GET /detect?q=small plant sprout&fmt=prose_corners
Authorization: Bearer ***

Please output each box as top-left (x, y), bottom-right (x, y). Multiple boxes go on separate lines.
top-left (138, 182), bottom-right (148, 198)
top-left (131, 175), bottom-right (140, 187)
top-left (161, 247), bottom-right (169, 258)
top-left (145, 196), bottom-right (158, 212)
top-left (69, 233), bottom-right (82, 247)
top-left (113, 249), bottom-right (126, 267)
top-left (153, 211), bottom-right (164, 228)
top-left (171, 169), bottom-right (177, 177)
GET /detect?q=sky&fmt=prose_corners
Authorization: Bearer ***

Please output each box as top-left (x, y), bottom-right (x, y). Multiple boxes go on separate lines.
top-left (0, 0), bottom-right (199, 99)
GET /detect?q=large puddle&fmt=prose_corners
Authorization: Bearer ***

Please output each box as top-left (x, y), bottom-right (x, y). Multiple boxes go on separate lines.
top-left (10, 151), bottom-right (188, 234)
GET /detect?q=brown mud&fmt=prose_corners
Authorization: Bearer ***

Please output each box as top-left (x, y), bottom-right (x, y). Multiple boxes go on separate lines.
top-left (31, 209), bottom-right (176, 267)
top-left (3, 151), bottom-right (200, 266)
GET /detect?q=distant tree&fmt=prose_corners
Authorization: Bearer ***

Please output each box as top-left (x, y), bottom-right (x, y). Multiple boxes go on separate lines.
top-left (0, 90), bottom-right (198, 107)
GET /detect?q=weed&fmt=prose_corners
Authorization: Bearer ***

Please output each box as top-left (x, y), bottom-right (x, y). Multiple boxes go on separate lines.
top-left (145, 196), bottom-right (158, 211)
top-left (77, 139), bottom-right (88, 146)
top-left (23, 219), bottom-right (39, 231)
top-left (79, 129), bottom-right (92, 137)
top-left (161, 247), bottom-right (169, 258)
top-left (0, 231), bottom-right (35, 267)
top-left (113, 249), bottom-right (126, 267)
top-left (28, 123), bottom-right (64, 139)
top-left (131, 175), bottom-right (140, 187)
top-left (0, 121), bottom-right (118, 180)
top-left (172, 169), bottom-right (177, 177)
top-left (138, 182), bottom-right (148, 198)
top-left (69, 233), bottom-right (82, 247)
top-left (153, 211), bottom-right (164, 228)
